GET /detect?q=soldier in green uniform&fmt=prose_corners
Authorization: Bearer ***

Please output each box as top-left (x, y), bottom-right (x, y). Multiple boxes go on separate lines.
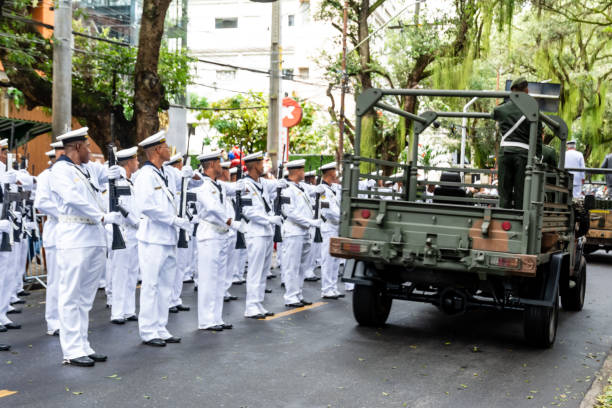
top-left (493, 77), bottom-right (542, 209)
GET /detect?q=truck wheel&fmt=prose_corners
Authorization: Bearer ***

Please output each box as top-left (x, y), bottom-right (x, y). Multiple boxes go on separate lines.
top-left (524, 286), bottom-right (559, 348)
top-left (561, 257), bottom-right (586, 311)
top-left (352, 284), bottom-right (392, 326)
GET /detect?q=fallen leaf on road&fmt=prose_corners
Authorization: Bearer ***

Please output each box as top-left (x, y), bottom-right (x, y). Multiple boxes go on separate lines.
top-left (143, 395), bottom-right (151, 399)
top-left (107, 374), bottom-right (118, 378)
top-left (72, 392), bottom-right (83, 395)
top-left (382, 392), bottom-right (389, 396)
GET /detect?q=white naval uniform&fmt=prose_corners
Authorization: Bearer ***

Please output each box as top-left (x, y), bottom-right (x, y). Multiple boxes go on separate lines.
top-left (165, 165), bottom-right (188, 309)
top-left (320, 182), bottom-right (342, 297)
top-left (241, 177), bottom-right (277, 316)
top-left (219, 181), bottom-right (239, 298)
top-left (195, 176), bottom-right (232, 328)
top-left (134, 162), bottom-right (178, 342)
top-left (34, 167), bottom-right (61, 333)
top-left (50, 156), bottom-right (107, 360)
top-left (110, 169), bottom-right (140, 320)
top-left (280, 181), bottom-right (315, 304)
top-left (0, 176), bottom-right (16, 328)
top-left (565, 149), bottom-right (585, 198)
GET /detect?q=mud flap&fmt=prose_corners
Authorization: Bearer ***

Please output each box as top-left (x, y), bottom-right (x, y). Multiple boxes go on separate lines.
top-left (519, 253), bottom-right (564, 309)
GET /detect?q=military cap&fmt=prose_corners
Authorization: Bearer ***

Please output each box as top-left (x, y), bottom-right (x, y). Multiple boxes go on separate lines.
top-left (45, 149), bottom-right (56, 158)
top-left (510, 77), bottom-right (528, 89)
top-left (319, 162), bottom-right (337, 172)
top-left (166, 152), bottom-right (183, 165)
top-left (138, 130), bottom-right (167, 148)
top-left (221, 161), bottom-right (231, 169)
top-left (566, 139), bottom-right (577, 146)
top-left (116, 147), bottom-right (138, 161)
top-left (50, 141), bottom-right (63, 149)
top-left (286, 159), bottom-right (306, 169)
top-left (197, 150), bottom-right (222, 162)
top-left (57, 127), bottom-right (88, 144)
top-left (304, 170), bottom-right (316, 177)
top-left (229, 167), bottom-right (238, 175)
top-left (0, 139), bottom-right (8, 149)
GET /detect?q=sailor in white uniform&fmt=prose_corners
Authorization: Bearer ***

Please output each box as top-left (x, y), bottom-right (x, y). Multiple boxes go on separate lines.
top-left (134, 131), bottom-right (191, 347)
top-left (565, 140), bottom-right (585, 198)
top-left (218, 161), bottom-right (239, 302)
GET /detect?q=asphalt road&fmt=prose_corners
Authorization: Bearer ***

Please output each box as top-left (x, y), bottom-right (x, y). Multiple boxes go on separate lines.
top-left (1, 252), bottom-right (612, 408)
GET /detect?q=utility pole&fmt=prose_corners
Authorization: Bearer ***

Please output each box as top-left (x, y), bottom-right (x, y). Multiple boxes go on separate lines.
top-left (52, 0), bottom-right (73, 139)
top-left (337, 0), bottom-right (349, 165)
top-left (267, 0), bottom-right (281, 170)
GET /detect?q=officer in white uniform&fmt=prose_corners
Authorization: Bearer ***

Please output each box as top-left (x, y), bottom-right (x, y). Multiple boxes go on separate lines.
top-left (565, 140), bottom-right (585, 198)
top-left (194, 151), bottom-right (244, 330)
top-left (318, 162), bottom-right (344, 298)
top-left (280, 159), bottom-right (319, 307)
top-left (218, 161), bottom-right (239, 302)
top-left (51, 127), bottom-right (123, 367)
top-left (240, 152), bottom-right (285, 319)
top-left (109, 147), bottom-right (141, 324)
top-left (134, 131), bottom-right (191, 347)
top-left (303, 170), bottom-right (320, 282)
top-left (34, 142), bottom-right (65, 335)
top-left (229, 167), bottom-right (247, 285)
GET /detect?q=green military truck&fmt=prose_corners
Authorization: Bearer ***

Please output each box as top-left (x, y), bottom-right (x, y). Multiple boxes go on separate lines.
top-left (333, 89), bottom-right (586, 348)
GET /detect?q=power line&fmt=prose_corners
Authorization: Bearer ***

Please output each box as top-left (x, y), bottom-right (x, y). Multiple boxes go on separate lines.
top-left (191, 82), bottom-right (252, 95)
top-left (170, 104), bottom-right (267, 111)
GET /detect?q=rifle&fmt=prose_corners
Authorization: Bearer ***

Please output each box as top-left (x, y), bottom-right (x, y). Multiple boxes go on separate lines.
top-left (0, 185), bottom-right (29, 252)
top-left (273, 145), bottom-right (290, 243)
top-left (234, 143), bottom-right (251, 249)
top-left (186, 192), bottom-right (198, 237)
top-left (312, 155), bottom-right (323, 243)
top-left (177, 136), bottom-right (192, 248)
top-left (107, 144), bottom-right (130, 250)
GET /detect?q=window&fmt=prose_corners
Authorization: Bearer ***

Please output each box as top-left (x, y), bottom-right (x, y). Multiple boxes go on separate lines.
top-left (298, 67), bottom-right (309, 80)
top-left (282, 69), bottom-right (294, 80)
top-left (216, 70), bottom-right (236, 81)
top-left (288, 14), bottom-right (295, 26)
top-left (215, 18), bottom-right (238, 29)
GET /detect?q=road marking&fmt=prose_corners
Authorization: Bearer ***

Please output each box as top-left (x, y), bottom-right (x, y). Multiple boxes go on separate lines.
top-left (0, 390), bottom-right (17, 398)
top-left (262, 302), bottom-right (327, 320)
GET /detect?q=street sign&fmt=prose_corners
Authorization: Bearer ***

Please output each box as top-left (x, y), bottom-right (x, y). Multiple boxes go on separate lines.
top-left (282, 97), bottom-right (302, 128)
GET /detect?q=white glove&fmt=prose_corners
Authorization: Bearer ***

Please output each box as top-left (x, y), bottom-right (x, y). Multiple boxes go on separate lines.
top-left (0, 219), bottom-right (10, 233)
top-left (25, 221), bottom-right (37, 231)
top-left (267, 215), bottom-right (283, 227)
top-left (107, 165), bottom-right (121, 180)
top-left (0, 171), bottom-right (17, 185)
top-left (366, 179), bottom-right (376, 188)
top-left (230, 219), bottom-right (247, 234)
top-left (173, 216), bottom-right (191, 232)
top-left (102, 212), bottom-right (124, 226)
top-left (181, 165), bottom-right (194, 179)
top-left (315, 185), bottom-right (325, 194)
top-left (190, 216), bottom-right (199, 225)
top-left (308, 219), bottom-right (322, 228)
top-left (277, 179), bottom-right (289, 189)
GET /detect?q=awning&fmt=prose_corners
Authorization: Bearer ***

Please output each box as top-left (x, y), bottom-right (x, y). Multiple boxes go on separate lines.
top-left (0, 117), bottom-right (52, 148)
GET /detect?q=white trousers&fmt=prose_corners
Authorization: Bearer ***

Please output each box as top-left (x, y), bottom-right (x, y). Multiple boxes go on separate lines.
top-left (233, 248), bottom-right (247, 281)
top-left (197, 238), bottom-right (228, 328)
top-left (138, 242), bottom-right (176, 342)
top-left (0, 251), bottom-right (14, 325)
top-left (110, 243), bottom-right (139, 320)
top-left (57, 246), bottom-right (106, 360)
top-left (573, 183), bottom-right (583, 198)
top-left (245, 235), bottom-right (273, 316)
top-left (44, 246), bottom-right (60, 332)
top-left (282, 235), bottom-right (311, 304)
top-left (104, 236), bottom-right (113, 304)
top-left (224, 234), bottom-right (237, 295)
top-left (10, 240), bottom-right (27, 302)
top-left (172, 244), bottom-right (190, 307)
top-left (321, 232), bottom-right (341, 296)
top-left (304, 239), bottom-right (318, 279)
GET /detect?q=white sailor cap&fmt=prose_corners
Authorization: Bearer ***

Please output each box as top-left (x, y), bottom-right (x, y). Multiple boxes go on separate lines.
top-left (221, 161), bottom-right (231, 169)
top-left (369, 169), bottom-right (382, 176)
top-left (391, 171), bottom-right (404, 180)
top-left (197, 150), bottom-right (222, 162)
top-left (319, 162), bottom-right (337, 172)
top-left (286, 159), bottom-right (306, 169)
top-left (566, 139), bottom-right (577, 146)
top-left (243, 151), bottom-right (264, 162)
top-left (138, 130), bottom-right (167, 148)
top-left (45, 149), bottom-right (56, 157)
top-left (304, 170), bottom-right (316, 177)
top-left (57, 127), bottom-right (88, 144)
top-left (229, 167), bottom-right (238, 175)
top-left (0, 139), bottom-right (8, 149)
top-left (50, 141), bottom-right (63, 149)
top-left (166, 152), bottom-right (183, 165)
top-left (116, 146), bottom-right (138, 161)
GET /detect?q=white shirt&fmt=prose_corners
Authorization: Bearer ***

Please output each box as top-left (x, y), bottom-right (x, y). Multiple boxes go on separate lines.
top-left (34, 168), bottom-right (60, 248)
top-left (320, 182), bottom-right (341, 233)
top-left (565, 149), bottom-right (585, 185)
top-left (49, 157), bottom-right (107, 249)
top-left (134, 162), bottom-right (178, 246)
top-left (281, 181), bottom-right (316, 237)
top-left (195, 176), bottom-right (232, 240)
top-left (241, 176), bottom-right (277, 237)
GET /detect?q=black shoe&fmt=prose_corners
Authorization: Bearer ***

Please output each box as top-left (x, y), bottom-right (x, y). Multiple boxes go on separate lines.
top-left (281, 283), bottom-right (285, 289)
top-left (105, 304), bottom-right (110, 309)
top-left (304, 277), bottom-right (320, 282)
top-left (10, 299), bottom-right (25, 305)
top-left (239, 279), bottom-right (246, 284)
top-left (111, 318), bottom-right (126, 325)
top-left (7, 309), bottom-right (21, 314)
top-left (285, 303), bottom-right (303, 308)
top-left (221, 324), bottom-right (233, 329)
top-left (228, 295), bottom-right (238, 301)
top-left (0, 344), bottom-right (10, 351)
top-left (183, 279), bottom-right (194, 283)
top-left (267, 274), bottom-right (277, 279)
top-left (232, 280), bottom-right (245, 285)
top-left (264, 312), bottom-right (275, 317)
top-left (176, 304), bottom-right (190, 311)
top-left (194, 286), bottom-right (198, 292)
top-left (17, 290), bottom-right (30, 297)
top-left (0, 325), bottom-right (6, 333)
top-left (52, 329), bottom-right (60, 336)
top-left (88, 353), bottom-right (107, 362)
top-left (169, 306), bottom-right (179, 313)
top-left (125, 315), bottom-right (138, 322)
top-left (164, 336), bottom-right (181, 343)
top-left (245, 314), bottom-right (266, 319)
top-left (204, 325), bottom-right (223, 331)
top-left (322, 295), bottom-right (339, 300)
top-left (142, 338), bottom-right (166, 347)
top-left (337, 293), bottom-right (346, 298)
top-left (300, 300), bottom-right (313, 305)
top-left (5, 323), bottom-right (21, 330)
top-left (265, 288), bottom-right (272, 294)
top-left (223, 296), bottom-right (231, 302)
top-left (67, 356), bottom-right (95, 367)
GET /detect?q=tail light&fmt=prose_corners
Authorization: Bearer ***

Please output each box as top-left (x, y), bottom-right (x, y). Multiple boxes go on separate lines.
top-left (501, 221), bottom-right (512, 231)
top-left (489, 256), bottom-right (520, 268)
top-left (361, 209), bottom-right (371, 218)
top-left (341, 242), bottom-right (369, 253)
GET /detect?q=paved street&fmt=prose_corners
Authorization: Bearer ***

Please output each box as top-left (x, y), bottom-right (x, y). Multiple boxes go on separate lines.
top-left (1, 252), bottom-right (612, 408)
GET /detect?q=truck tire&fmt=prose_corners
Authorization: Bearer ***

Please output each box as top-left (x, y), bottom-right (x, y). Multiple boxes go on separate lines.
top-left (352, 284), bottom-right (392, 326)
top-left (523, 286), bottom-right (559, 348)
top-left (561, 256), bottom-right (586, 311)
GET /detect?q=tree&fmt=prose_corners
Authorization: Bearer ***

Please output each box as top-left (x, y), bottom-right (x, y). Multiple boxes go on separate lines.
top-left (0, 0), bottom-right (191, 152)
